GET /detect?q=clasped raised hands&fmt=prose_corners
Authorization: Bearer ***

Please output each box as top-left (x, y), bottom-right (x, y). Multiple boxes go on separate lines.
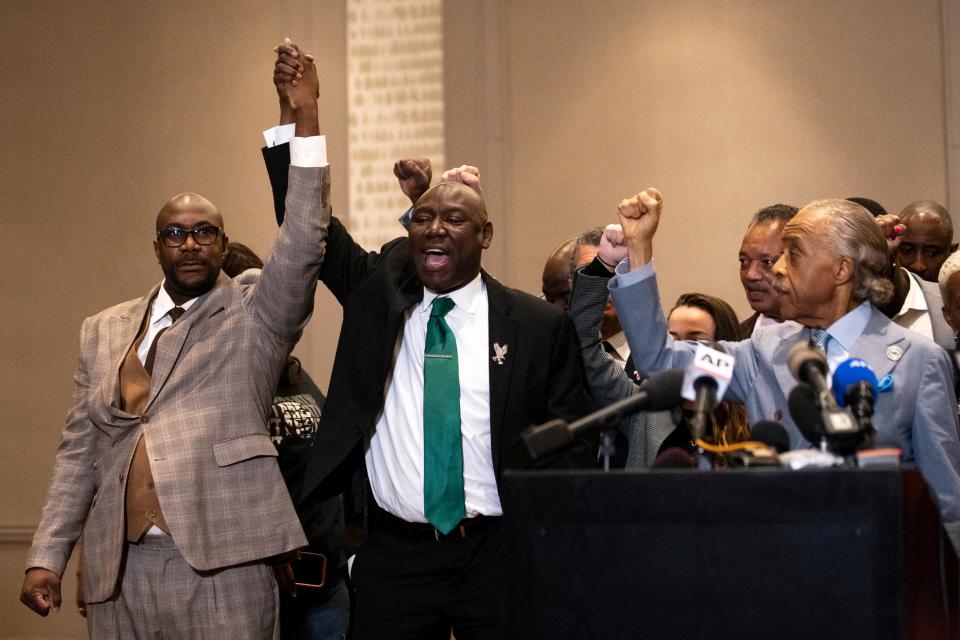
top-left (273, 37), bottom-right (319, 111)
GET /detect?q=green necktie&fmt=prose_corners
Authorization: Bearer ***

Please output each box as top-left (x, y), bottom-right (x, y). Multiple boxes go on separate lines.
top-left (423, 296), bottom-right (465, 534)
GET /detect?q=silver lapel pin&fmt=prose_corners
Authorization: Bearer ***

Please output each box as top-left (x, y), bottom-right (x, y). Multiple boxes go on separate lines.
top-left (492, 342), bottom-right (508, 365)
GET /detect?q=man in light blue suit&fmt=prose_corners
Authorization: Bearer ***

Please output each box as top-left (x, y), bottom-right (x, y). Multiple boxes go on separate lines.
top-left (604, 191), bottom-right (960, 551)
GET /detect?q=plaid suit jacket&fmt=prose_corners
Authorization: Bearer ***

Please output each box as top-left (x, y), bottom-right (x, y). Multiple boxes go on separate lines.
top-left (26, 165), bottom-right (328, 603)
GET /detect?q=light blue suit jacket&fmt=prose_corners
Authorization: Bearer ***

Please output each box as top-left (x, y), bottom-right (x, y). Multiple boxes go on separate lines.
top-left (609, 264), bottom-right (960, 548)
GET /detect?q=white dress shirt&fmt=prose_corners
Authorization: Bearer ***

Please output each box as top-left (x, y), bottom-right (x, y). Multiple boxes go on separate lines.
top-left (366, 273), bottom-right (502, 523)
top-left (263, 123), bottom-right (296, 148)
top-left (604, 330), bottom-right (630, 364)
top-left (263, 125), bottom-right (328, 168)
top-left (137, 285), bottom-right (199, 365)
top-left (751, 312), bottom-right (792, 336)
top-left (893, 269), bottom-right (934, 342)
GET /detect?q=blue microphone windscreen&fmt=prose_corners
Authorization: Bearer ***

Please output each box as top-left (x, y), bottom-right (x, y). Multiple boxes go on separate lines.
top-left (831, 358), bottom-right (878, 407)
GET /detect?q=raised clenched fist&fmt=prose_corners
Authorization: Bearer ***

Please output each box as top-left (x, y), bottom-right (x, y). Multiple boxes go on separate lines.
top-left (440, 165), bottom-right (482, 196)
top-left (617, 188), bottom-right (663, 244)
top-left (394, 158), bottom-right (432, 205)
top-left (597, 224), bottom-right (627, 272)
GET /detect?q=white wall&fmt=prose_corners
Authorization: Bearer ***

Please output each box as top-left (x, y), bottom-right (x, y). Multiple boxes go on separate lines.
top-left (447, 0), bottom-right (952, 320)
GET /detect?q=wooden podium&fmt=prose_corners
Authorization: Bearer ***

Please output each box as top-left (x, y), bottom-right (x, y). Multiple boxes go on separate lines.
top-left (502, 469), bottom-right (956, 640)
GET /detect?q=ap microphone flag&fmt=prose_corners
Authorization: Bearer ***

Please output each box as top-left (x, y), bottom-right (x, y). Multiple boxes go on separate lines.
top-left (681, 343), bottom-right (735, 402)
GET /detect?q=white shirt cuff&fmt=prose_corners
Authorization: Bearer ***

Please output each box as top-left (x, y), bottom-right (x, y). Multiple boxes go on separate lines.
top-left (262, 123), bottom-right (296, 148)
top-left (614, 258), bottom-right (655, 287)
top-left (290, 136), bottom-right (328, 167)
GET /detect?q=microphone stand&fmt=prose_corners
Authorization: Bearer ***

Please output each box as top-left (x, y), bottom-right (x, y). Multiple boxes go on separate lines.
top-left (599, 430), bottom-right (616, 472)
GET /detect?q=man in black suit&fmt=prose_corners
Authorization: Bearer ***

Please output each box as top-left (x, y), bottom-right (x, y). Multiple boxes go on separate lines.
top-left (266, 42), bottom-right (591, 640)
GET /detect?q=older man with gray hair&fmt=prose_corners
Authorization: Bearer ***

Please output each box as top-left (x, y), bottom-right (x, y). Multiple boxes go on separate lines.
top-left (939, 250), bottom-right (960, 346)
top-left (602, 193), bottom-right (960, 551)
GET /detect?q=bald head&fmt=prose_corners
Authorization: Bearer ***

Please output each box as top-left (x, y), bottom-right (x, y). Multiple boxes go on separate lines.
top-left (156, 192), bottom-right (223, 231)
top-left (407, 180), bottom-right (493, 294)
top-left (542, 237), bottom-right (577, 310)
top-left (895, 200), bottom-right (955, 282)
top-left (417, 182), bottom-right (488, 223)
top-left (153, 191), bottom-right (228, 305)
top-left (901, 200), bottom-right (951, 226)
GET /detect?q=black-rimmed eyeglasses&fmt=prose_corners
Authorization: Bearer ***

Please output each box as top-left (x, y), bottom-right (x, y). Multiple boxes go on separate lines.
top-left (157, 225), bottom-right (221, 248)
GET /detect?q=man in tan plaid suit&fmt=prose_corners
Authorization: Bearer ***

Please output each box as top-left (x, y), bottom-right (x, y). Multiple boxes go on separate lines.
top-left (20, 51), bottom-right (327, 639)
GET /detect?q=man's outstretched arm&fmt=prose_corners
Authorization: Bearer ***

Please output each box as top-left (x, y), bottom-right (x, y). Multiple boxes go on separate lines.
top-left (250, 40), bottom-right (328, 344)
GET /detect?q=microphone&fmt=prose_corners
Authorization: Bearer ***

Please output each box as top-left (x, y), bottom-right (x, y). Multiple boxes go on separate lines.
top-left (787, 381), bottom-right (860, 454)
top-left (786, 343), bottom-right (859, 453)
top-left (652, 447), bottom-right (695, 468)
top-left (832, 357), bottom-right (877, 413)
top-left (788, 383), bottom-right (825, 446)
top-left (832, 358), bottom-right (878, 449)
top-left (522, 369), bottom-right (685, 460)
top-left (750, 420), bottom-right (790, 454)
top-left (681, 344), bottom-right (735, 441)
top-left (724, 421), bottom-right (789, 468)
top-left (787, 343), bottom-right (832, 406)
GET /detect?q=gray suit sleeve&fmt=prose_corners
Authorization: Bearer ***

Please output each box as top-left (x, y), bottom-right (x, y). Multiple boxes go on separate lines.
top-left (569, 272), bottom-right (641, 408)
top-left (608, 267), bottom-right (756, 404)
top-left (249, 164), bottom-right (331, 344)
top-left (569, 271), bottom-right (677, 466)
top-left (25, 319), bottom-right (98, 576)
top-left (912, 348), bottom-right (960, 554)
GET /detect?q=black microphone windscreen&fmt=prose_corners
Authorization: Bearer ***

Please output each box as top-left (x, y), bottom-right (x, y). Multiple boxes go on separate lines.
top-left (788, 383), bottom-right (823, 445)
top-left (750, 420), bottom-right (790, 454)
top-left (521, 419), bottom-right (572, 460)
top-left (638, 369), bottom-right (685, 412)
top-left (652, 447), bottom-right (695, 468)
top-left (787, 342), bottom-right (827, 382)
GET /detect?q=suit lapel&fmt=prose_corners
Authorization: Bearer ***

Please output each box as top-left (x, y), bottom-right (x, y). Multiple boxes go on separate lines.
top-left (102, 284), bottom-right (160, 418)
top-left (771, 326), bottom-right (808, 400)
top-left (382, 268), bottom-right (423, 367)
top-left (770, 310), bottom-right (909, 397)
top-left (146, 274), bottom-right (230, 410)
top-left (484, 272), bottom-right (517, 472)
top-left (851, 307), bottom-right (911, 382)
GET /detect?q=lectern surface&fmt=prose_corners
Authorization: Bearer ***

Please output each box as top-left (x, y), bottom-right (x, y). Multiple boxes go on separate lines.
top-left (503, 469), bottom-right (902, 640)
